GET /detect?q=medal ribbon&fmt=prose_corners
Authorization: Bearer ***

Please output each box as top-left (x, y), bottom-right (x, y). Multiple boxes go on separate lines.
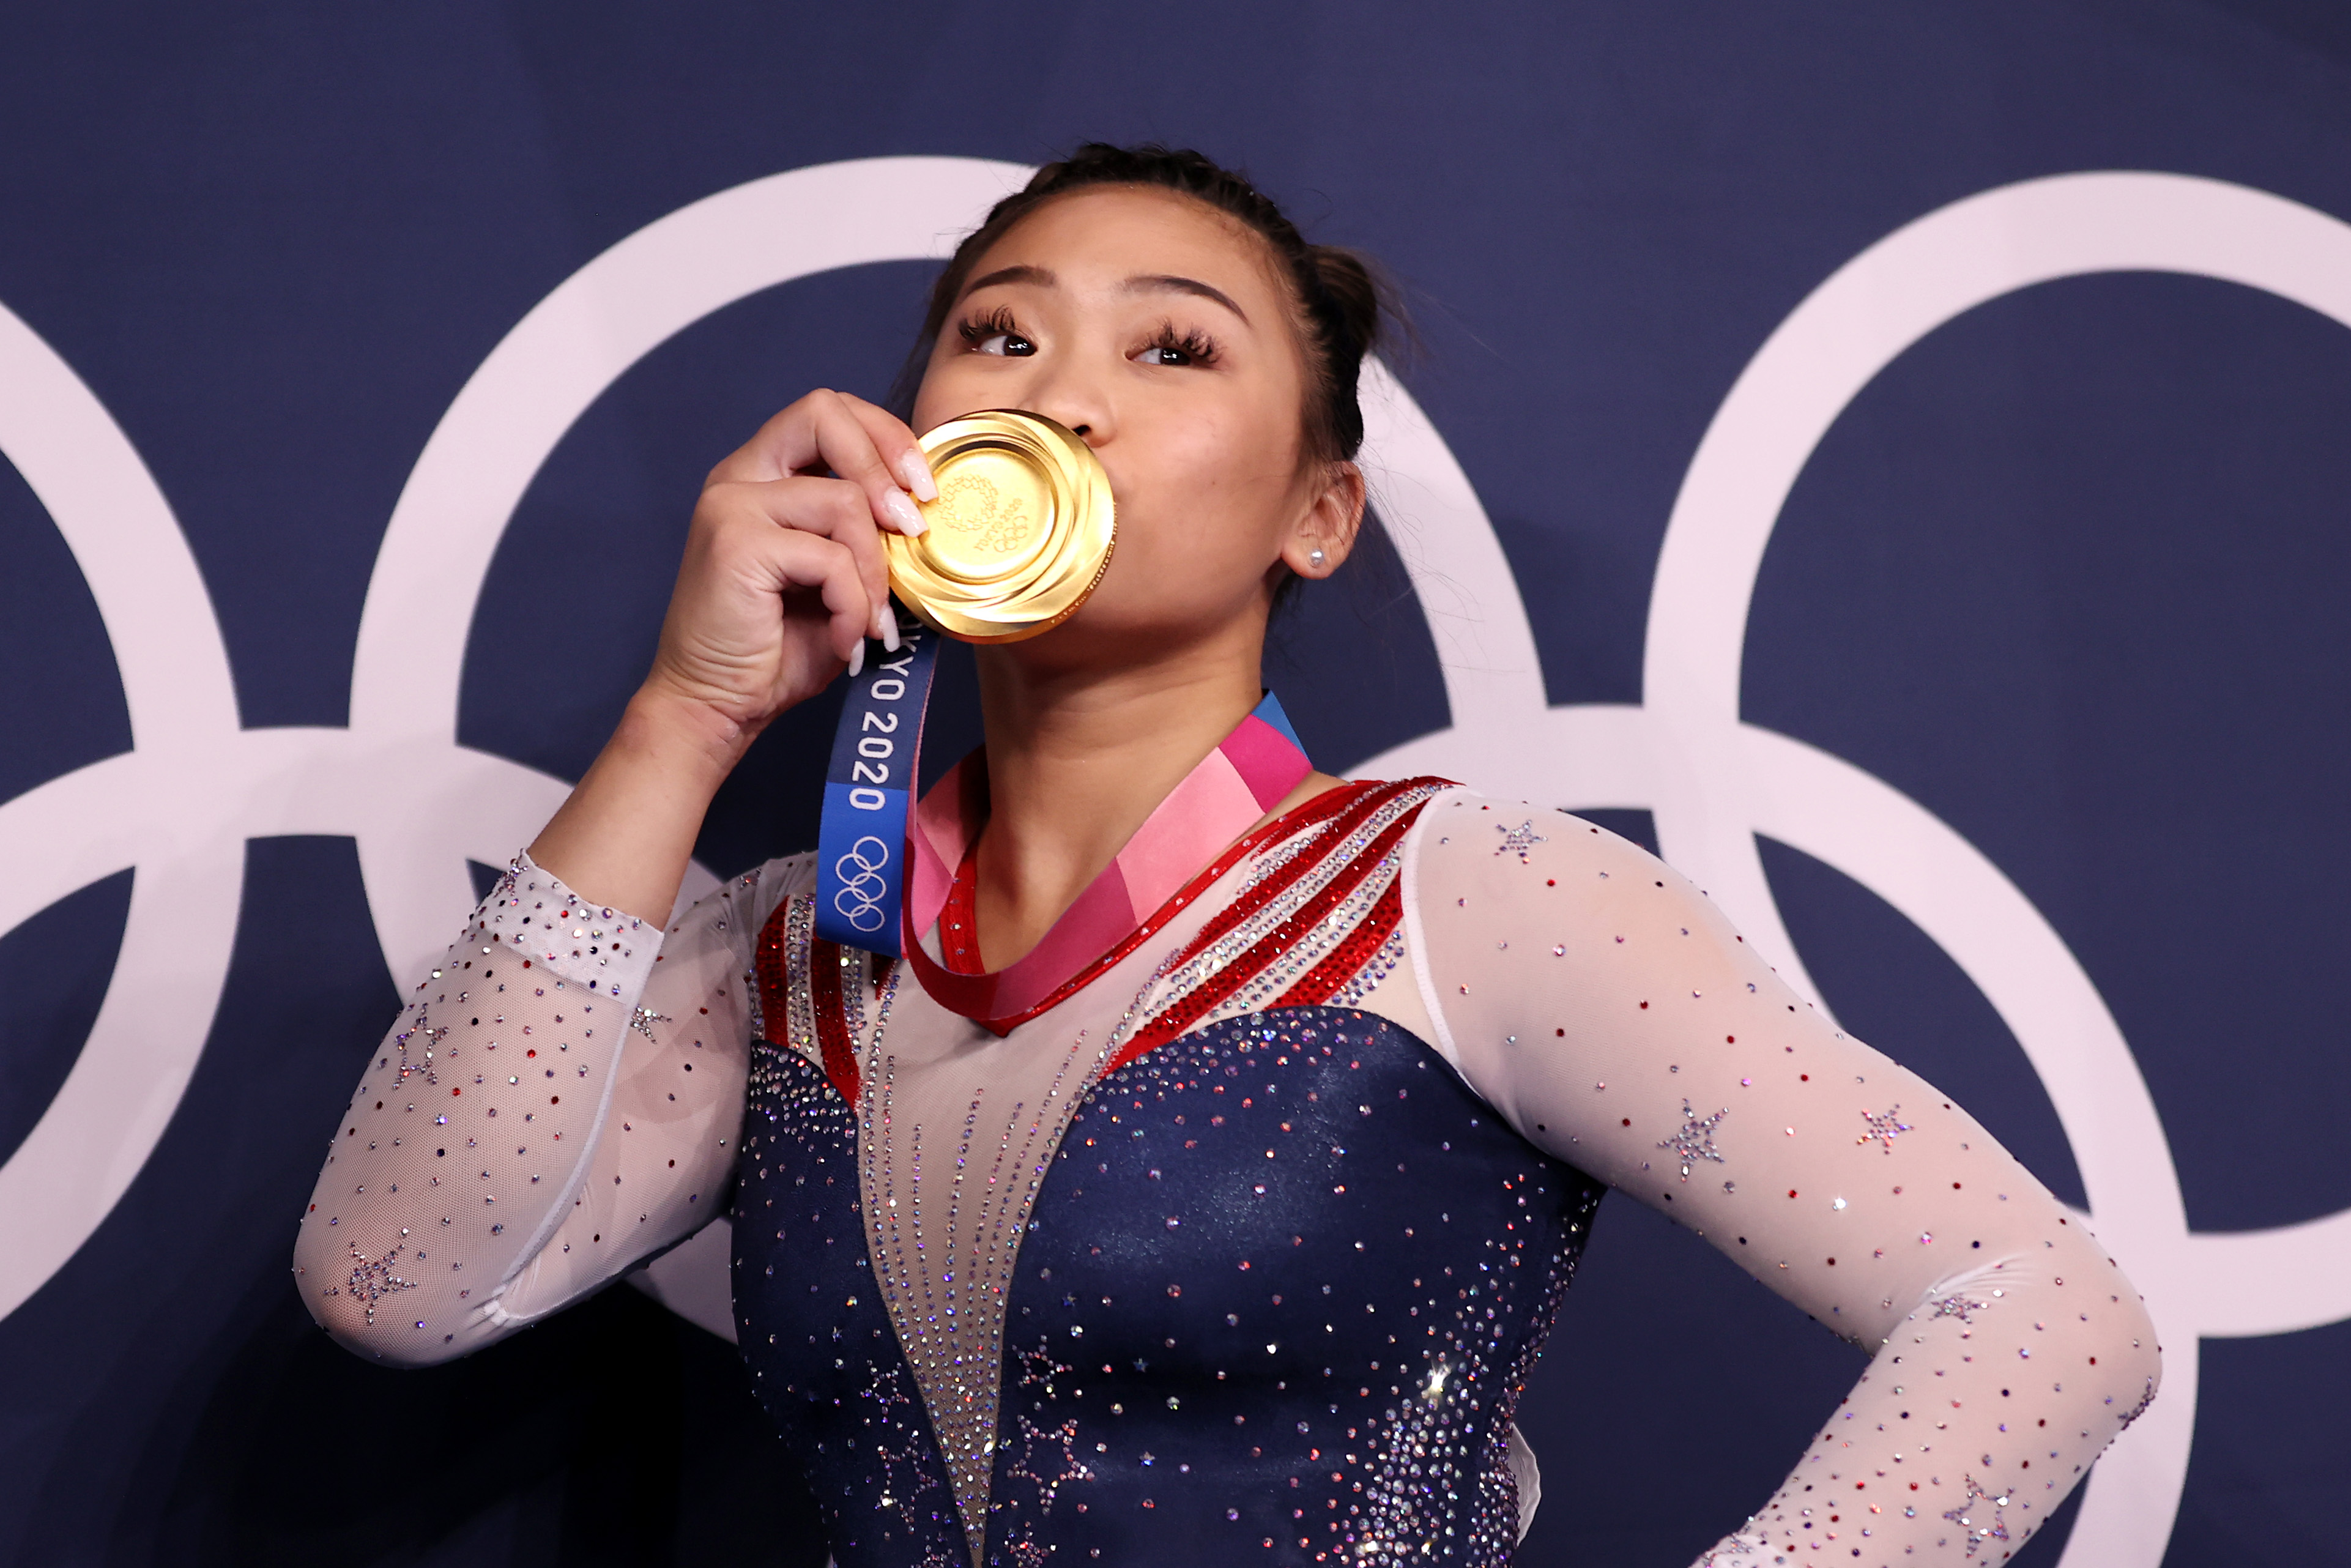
top-left (813, 609), bottom-right (941, 956)
top-left (901, 693), bottom-right (1313, 1031)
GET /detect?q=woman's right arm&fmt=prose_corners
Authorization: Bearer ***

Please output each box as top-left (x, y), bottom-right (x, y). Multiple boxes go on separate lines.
top-left (291, 390), bottom-right (934, 1364)
top-left (291, 853), bottom-right (776, 1364)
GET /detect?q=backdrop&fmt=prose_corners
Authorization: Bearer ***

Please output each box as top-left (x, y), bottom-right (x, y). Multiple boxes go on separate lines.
top-left (4, 4), bottom-right (2349, 1565)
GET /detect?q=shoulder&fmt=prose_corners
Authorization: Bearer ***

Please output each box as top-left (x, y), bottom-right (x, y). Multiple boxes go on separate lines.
top-left (1402, 790), bottom-right (1723, 938)
top-left (1402, 789), bottom-right (1658, 872)
top-left (664, 850), bottom-right (820, 951)
top-left (735, 850), bottom-right (819, 937)
top-left (1401, 788), bottom-right (1770, 1063)
top-left (753, 850), bottom-right (819, 902)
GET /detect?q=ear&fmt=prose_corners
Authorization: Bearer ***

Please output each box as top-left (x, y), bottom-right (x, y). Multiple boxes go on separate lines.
top-left (1279, 461), bottom-right (1366, 579)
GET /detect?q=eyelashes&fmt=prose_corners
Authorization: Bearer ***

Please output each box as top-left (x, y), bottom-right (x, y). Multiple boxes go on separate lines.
top-left (1135, 321), bottom-right (1219, 368)
top-left (951, 306), bottom-right (1221, 368)
top-left (956, 305), bottom-right (1032, 356)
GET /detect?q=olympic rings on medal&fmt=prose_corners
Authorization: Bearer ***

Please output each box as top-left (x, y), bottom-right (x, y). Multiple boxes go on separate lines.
top-left (831, 836), bottom-right (893, 932)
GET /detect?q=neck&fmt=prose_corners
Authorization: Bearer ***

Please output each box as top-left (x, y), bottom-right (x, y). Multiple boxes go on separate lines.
top-left (968, 619), bottom-right (1265, 972)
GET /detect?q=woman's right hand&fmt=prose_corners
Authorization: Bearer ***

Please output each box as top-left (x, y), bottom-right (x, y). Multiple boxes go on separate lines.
top-left (525, 392), bottom-right (937, 920)
top-left (639, 388), bottom-right (937, 749)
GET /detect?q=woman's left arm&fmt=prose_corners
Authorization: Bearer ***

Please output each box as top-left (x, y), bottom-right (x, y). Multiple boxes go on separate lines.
top-left (1400, 792), bottom-right (2161, 1565)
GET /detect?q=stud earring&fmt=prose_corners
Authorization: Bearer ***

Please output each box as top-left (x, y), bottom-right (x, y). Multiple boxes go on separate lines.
top-left (1308, 548), bottom-right (1326, 569)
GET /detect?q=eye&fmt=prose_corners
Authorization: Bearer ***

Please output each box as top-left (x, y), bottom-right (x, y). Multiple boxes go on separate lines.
top-left (957, 307), bottom-right (1033, 357)
top-left (1132, 324), bottom-right (1217, 369)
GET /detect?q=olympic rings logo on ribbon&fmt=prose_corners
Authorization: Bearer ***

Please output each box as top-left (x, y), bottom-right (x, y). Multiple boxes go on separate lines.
top-left (4, 156), bottom-right (2349, 1567)
top-left (830, 836), bottom-right (894, 933)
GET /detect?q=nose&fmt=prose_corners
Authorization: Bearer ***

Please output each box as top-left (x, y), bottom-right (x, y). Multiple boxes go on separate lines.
top-left (1018, 359), bottom-right (1112, 447)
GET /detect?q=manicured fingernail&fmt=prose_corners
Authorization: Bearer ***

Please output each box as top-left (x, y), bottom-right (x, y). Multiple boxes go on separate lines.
top-left (897, 452), bottom-right (938, 502)
top-left (847, 641), bottom-right (865, 680)
top-left (882, 489), bottom-right (926, 536)
top-left (878, 601), bottom-right (901, 653)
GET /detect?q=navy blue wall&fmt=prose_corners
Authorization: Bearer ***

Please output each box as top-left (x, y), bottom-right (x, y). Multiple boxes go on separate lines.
top-left (2, 5), bottom-right (2347, 1564)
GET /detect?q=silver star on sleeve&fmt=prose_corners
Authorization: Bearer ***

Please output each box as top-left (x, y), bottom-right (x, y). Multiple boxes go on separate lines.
top-left (1942, 1476), bottom-right (2011, 1558)
top-left (1857, 1103), bottom-right (1913, 1151)
top-left (343, 1243), bottom-right (419, 1326)
top-left (1493, 820), bottom-right (1548, 861)
top-left (1658, 1099), bottom-right (1729, 1181)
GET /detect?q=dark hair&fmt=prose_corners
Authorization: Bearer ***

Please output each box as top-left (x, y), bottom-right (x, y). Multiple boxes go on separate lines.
top-left (892, 143), bottom-right (1401, 469)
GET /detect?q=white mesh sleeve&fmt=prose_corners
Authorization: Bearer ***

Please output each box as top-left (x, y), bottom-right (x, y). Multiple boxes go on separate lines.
top-left (1402, 790), bottom-right (2161, 1566)
top-left (291, 853), bottom-right (786, 1365)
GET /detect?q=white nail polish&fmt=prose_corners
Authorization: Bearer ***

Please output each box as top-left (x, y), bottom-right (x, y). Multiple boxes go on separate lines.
top-left (847, 641), bottom-right (865, 680)
top-left (883, 489), bottom-right (927, 536)
top-left (899, 453), bottom-right (939, 502)
top-left (879, 601), bottom-right (902, 653)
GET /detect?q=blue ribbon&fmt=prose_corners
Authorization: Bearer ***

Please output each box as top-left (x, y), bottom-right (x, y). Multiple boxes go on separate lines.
top-left (814, 608), bottom-right (941, 956)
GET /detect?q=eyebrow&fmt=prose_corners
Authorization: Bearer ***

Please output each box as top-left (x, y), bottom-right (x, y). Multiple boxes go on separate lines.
top-left (957, 264), bottom-right (1250, 324)
top-left (1123, 273), bottom-right (1250, 323)
top-left (960, 264), bottom-right (1055, 297)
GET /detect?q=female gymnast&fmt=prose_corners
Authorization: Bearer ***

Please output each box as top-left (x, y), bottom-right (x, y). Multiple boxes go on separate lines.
top-left (296, 143), bottom-right (2158, 1567)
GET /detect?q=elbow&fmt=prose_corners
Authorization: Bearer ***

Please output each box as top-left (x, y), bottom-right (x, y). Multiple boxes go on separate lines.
top-left (2111, 1276), bottom-right (2165, 1425)
top-left (321, 1323), bottom-right (470, 1371)
top-left (302, 1287), bottom-right (479, 1369)
top-left (2071, 1237), bottom-right (2164, 1437)
top-left (292, 1229), bottom-right (474, 1370)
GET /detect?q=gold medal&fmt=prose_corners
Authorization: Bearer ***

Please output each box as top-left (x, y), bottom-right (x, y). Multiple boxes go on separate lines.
top-left (885, 410), bottom-right (1116, 643)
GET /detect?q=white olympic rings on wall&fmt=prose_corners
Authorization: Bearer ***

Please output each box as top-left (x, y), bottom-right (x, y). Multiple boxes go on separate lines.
top-left (2, 157), bottom-right (2347, 1567)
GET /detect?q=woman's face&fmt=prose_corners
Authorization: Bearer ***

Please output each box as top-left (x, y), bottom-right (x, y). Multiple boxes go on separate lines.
top-left (910, 186), bottom-right (1356, 661)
